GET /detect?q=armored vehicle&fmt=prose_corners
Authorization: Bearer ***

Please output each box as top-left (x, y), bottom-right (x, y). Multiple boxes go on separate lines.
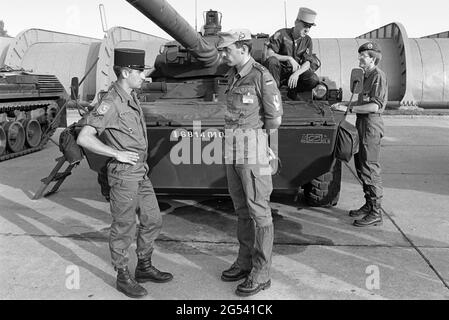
top-left (86, 0), bottom-right (353, 207)
top-left (0, 66), bottom-right (67, 161)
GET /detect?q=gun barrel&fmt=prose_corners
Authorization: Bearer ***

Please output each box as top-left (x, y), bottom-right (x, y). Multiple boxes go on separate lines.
top-left (126, 0), bottom-right (219, 67)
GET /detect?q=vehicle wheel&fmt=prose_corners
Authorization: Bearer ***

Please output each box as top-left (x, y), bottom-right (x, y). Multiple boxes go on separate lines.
top-left (303, 159), bottom-right (342, 207)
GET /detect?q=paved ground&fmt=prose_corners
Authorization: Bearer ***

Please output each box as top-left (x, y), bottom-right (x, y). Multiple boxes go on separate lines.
top-left (0, 113), bottom-right (448, 300)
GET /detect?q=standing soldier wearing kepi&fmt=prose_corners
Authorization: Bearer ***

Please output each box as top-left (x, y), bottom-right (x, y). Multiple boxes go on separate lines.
top-left (337, 42), bottom-right (387, 227)
top-left (217, 29), bottom-right (283, 297)
top-left (263, 7), bottom-right (320, 99)
top-left (77, 48), bottom-right (173, 298)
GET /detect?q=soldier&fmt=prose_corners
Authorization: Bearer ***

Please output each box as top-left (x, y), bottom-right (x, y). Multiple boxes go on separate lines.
top-left (333, 41), bottom-right (387, 227)
top-left (263, 7), bottom-right (320, 99)
top-left (77, 48), bottom-right (173, 298)
top-left (217, 29), bottom-right (283, 297)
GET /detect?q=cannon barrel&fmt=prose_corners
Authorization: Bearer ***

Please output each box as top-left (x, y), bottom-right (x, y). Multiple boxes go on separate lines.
top-left (126, 0), bottom-right (220, 67)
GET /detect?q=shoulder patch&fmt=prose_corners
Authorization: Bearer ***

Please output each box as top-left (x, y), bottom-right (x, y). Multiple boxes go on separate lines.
top-left (97, 102), bottom-right (111, 115)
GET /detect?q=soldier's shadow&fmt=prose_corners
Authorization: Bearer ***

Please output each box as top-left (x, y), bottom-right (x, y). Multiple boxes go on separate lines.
top-left (0, 195), bottom-right (117, 291)
top-left (158, 195), bottom-right (334, 257)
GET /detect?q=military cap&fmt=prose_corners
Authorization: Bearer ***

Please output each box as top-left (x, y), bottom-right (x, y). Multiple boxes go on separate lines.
top-left (217, 29), bottom-right (252, 49)
top-left (358, 42), bottom-right (382, 54)
top-left (114, 48), bottom-right (148, 71)
top-left (296, 7), bottom-right (317, 26)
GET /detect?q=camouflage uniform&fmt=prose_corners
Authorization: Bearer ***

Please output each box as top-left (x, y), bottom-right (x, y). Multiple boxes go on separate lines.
top-left (85, 82), bottom-right (161, 269)
top-left (225, 57), bottom-right (283, 283)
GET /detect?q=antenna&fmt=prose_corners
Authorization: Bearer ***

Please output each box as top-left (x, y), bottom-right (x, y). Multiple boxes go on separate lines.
top-left (99, 4), bottom-right (108, 33)
top-left (284, 1), bottom-right (287, 28)
top-left (195, 0), bottom-right (198, 32)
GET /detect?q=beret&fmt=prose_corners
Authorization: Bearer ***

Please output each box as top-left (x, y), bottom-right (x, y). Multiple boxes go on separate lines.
top-left (358, 42), bottom-right (382, 54)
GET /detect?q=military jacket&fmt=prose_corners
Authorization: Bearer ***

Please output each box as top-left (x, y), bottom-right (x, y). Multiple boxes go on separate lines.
top-left (267, 28), bottom-right (313, 65)
top-left (224, 57), bottom-right (283, 164)
top-left (225, 57), bottom-right (283, 130)
top-left (85, 82), bottom-right (148, 154)
top-left (357, 66), bottom-right (388, 114)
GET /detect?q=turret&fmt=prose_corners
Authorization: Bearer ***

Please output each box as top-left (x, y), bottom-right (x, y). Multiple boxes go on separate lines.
top-left (126, 0), bottom-right (269, 99)
top-left (126, 0), bottom-right (220, 67)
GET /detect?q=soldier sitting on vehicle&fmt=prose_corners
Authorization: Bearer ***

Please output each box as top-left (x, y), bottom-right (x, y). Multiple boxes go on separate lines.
top-left (263, 7), bottom-right (320, 99)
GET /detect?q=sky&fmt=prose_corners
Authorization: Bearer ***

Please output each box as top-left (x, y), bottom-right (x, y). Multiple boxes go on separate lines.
top-left (1, 0), bottom-right (449, 40)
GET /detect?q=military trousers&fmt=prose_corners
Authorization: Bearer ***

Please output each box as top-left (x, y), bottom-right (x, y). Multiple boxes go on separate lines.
top-left (226, 164), bottom-right (274, 283)
top-left (107, 161), bottom-right (162, 269)
top-left (263, 56), bottom-right (320, 93)
top-left (354, 114), bottom-right (384, 206)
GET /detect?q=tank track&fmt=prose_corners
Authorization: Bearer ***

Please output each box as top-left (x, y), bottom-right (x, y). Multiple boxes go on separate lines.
top-left (0, 100), bottom-right (60, 162)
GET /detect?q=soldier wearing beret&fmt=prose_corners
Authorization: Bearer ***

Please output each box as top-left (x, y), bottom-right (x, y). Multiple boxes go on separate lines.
top-left (217, 29), bottom-right (283, 297)
top-left (264, 7), bottom-right (320, 99)
top-left (77, 48), bottom-right (173, 298)
top-left (333, 41), bottom-right (388, 227)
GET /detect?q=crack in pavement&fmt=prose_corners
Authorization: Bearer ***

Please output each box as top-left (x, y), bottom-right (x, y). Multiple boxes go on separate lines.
top-left (343, 162), bottom-right (449, 291)
top-left (1, 233), bottom-right (449, 249)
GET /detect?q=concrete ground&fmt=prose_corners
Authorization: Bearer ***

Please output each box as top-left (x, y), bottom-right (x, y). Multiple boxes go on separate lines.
top-left (0, 113), bottom-right (448, 300)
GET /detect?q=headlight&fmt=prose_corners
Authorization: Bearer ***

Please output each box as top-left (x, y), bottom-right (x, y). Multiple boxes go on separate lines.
top-left (313, 83), bottom-right (328, 99)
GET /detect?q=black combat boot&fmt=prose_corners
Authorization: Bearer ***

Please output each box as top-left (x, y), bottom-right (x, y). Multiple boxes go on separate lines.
top-left (135, 257), bottom-right (173, 283)
top-left (235, 276), bottom-right (271, 297)
top-left (221, 263), bottom-right (251, 282)
top-left (353, 202), bottom-right (383, 227)
top-left (349, 202), bottom-right (372, 218)
top-left (116, 266), bottom-right (148, 298)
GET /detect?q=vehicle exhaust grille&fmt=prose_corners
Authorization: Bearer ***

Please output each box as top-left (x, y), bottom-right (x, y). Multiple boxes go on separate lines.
top-left (37, 75), bottom-right (65, 94)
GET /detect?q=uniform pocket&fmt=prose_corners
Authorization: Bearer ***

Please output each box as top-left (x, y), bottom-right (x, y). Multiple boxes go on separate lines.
top-left (118, 110), bottom-right (141, 135)
top-left (361, 126), bottom-right (381, 162)
top-left (365, 141), bottom-right (381, 163)
top-left (224, 109), bottom-right (241, 123)
top-left (108, 162), bottom-right (135, 185)
top-left (230, 86), bottom-right (257, 108)
top-left (109, 179), bottom-right (139, 220)
top-left (363, 125), bottom-right (381, 162)
top-left (232, 85), bottom-right (257, 95)
top-left (108, 176), bottom-right (134, 203)
top-left (250, 167), bottom-right (273, 203)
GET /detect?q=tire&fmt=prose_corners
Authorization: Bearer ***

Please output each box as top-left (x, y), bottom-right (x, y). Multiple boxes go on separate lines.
top-left (303, 159), bottom-right (342, 207)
